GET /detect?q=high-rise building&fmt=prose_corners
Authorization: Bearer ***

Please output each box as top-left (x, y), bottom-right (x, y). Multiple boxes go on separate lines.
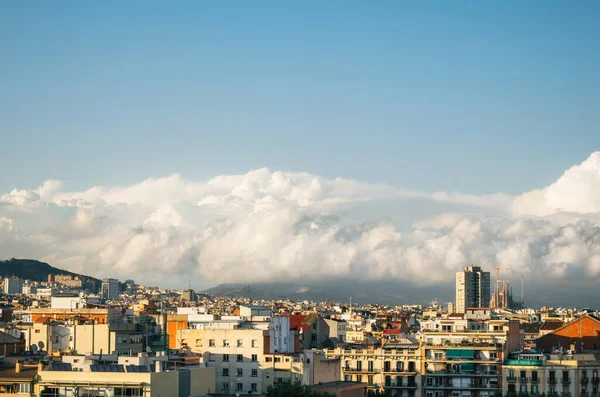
top-left (181, 289), bottom-right (196, 302)
top-left (456, 266), bottom-right (490, 313)
top-left (101, 278), bottom-right (120, 300)
top-left (3, 277), bottom-right (23, 295)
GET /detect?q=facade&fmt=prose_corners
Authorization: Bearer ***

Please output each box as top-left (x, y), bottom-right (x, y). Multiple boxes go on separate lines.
top-left (325, 318), bottom-right (348, 342)
top-left (3, 277), bottom-right (23, 295)
top-left (37, 363), bottom-right (215, 397)
top-left (181, 289), bottom-right (196, 302)
top-left (53, 274), bottom-right (83, 289)
top-left (535, 314), bottom-right (600, 353)
top-left (421, 320), bottom-right (521, 397)
top-left (176, 326), bottom-right (268, 395)
top-left (324, 338), bottom-right (421, 397)
top-left (270, 315), bottom-right (295, 353)
top-left (101, 278), bottom-right (120, 300)
top-left (456, 266), bottom-right (491, 314)
top-left (503, 353), bottom-right (600, 397)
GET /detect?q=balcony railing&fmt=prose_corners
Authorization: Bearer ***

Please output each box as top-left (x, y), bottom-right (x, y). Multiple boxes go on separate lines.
top-left (580, 377), bottom-right (589, 384)
top-left (530, 378), bottom-right (539, 384)
top-left (561, 378), bottom-right (570, 386)
top-left (548, 378), bottom-right (557, 385)
top-left (592, 377), bottom-right (600, 384)
top-left (507, 377), bottom-right (517, 383)
top-left (519, 377), bottom-right (528, 383)
top-left (343, 367), bottom-right (379, 374)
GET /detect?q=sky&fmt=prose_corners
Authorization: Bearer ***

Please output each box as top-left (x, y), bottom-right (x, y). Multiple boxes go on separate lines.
top-left (1, 2), bottom-right (599, 306)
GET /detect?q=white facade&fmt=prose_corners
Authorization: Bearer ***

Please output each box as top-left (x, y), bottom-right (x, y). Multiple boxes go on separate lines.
top-left (3, 277), bottom-right (23, 295)
top-left (270, 316), bottom-right (294, 353)
top-left (51, 295), bottom-right (86, 309)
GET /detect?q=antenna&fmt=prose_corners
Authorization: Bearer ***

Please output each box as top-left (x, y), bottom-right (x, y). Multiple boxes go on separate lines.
top-left (521, 274), bottom-right (524, 303)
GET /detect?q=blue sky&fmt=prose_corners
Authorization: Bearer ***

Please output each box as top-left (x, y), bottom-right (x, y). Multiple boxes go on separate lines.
top-left (1, 1), bottom-right (599, 194)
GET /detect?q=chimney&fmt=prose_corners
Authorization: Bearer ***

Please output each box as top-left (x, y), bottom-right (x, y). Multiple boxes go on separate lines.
top-left (15, 361), bottom-right (22, 374)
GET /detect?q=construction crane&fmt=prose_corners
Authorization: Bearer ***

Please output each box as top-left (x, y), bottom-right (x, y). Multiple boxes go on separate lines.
top-left (521, 274), bottom-right (524, 303)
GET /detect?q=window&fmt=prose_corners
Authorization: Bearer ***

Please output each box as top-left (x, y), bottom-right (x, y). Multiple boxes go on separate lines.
top-left (237, 339), bottom-right (243, 347)
top-left (252, 339), bottom-right (257, 348)
top-left (223, 383), bottom-right (229, 392)
top-left (520, 385), bottom-right (527, 393)
top-left (223, 354), bottom-right (229, 362)
top-left (356, 375), bottom-right (362, 383)
top-left (520, 370), bottom-right (527, 380)
top-left (223, 339), bottom-right (230, 347)
top-left (237, 368), bottom-right (243, 377)
top-left (549, 371), bottom-right (556, 381)
top-left (223, 368), bottom-right (229, 376)
top-left (16, 384), bottom-right (31, 393)
top-left (251, 354), bottom-right (258, 362)
top-left (531, 385), bottom-right (538, 396)
top-left (563, 370), bottom-right (569, 381)
top-left (532, 371), bottom-right (538, 382)
top-left (368, 375), bottom-right (374, 385)
top-left (357, 360), bottom-right (362, 371)
top-left (251, 383), bottom-right (257, 392)
top-left (237, 354), bottom-right (243, 362)
top-left (237, 383), bottom-right (243, 391)
top-left (274, 357), bottom-right (281, 363)
top-left (490, 352), bottom-right (498, 358)
top-left (509, 370), bottom-right (515, 379)
top-left (266, 357), bottom-right (272, 362)
top-left (368, 361), bottom-right (374, 371)
top-left (209, 354), bottom-right (215, 361)
top-left (35, 330), bottom-right (40, 334)
top-left (251, 369), bottom-right (258, 377)
top-left (209, 339), bottom-right (215, 347)
top-left (195, 339), bottom-right (202, 347)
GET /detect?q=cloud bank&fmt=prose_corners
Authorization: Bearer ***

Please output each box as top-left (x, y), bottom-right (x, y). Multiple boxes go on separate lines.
top-left (1, 153), bottom-right (600, 292)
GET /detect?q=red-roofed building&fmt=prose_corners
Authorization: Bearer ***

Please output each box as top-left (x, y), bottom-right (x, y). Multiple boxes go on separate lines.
top-left (535, 314), bottom-right (600, 352)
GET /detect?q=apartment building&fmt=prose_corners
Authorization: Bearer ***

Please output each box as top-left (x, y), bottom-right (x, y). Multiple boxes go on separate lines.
top-left (503, 353), bottom-right (600, 397)
top-left (421, 319), bottom-right (521, 397)
top-left (324, 337), bottom-right (421, 397)
top-left (176, 324), bottom-right (268, 395)
top-left (37, 361), bottom-right (215, 397)
top-left (456, 267), bottom-right (491, 314)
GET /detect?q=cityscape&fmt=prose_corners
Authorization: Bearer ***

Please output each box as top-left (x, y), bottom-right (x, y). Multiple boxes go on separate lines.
top-left (0, 261), bottom-right (597, 397)
top-left (1, 1), bottom-right (599, 397)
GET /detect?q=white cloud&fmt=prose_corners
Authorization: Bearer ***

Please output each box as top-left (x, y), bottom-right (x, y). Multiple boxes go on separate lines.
top-left (1, 156), bottom-right (599, 289)
top-left (511, 151), bottom-right (600, 217)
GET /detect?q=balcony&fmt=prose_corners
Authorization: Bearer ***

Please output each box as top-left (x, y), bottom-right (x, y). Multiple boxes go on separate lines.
top-left (561, 378), bottom-right (571, 386)
top-left (580, 377), bottom-right (589, 385)
top-left (506, 377), bottom-right (517, 383)
top-left (592, 377), bottom-right (600, 384)
top-left (519, 377), bottom-right (528, 383)
top-left (343, 367), bottom-right (379, 374)
top-left (530, 378), bottom-right (539, 384)
top-left (548, 378), bottom-right (557, 385)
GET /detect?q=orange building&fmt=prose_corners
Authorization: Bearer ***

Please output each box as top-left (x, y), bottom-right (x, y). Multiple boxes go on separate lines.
top-left (166, 314), bottom-right (189, 349)
top-left (535, 314), bottom-right (600, 352)
top-left (28, 308), bottom-right (111, 324)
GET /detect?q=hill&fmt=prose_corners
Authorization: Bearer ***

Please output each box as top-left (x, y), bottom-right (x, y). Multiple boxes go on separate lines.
top-left (0, 258), bottom-right (100, 291)
top-left (202, 279), bottom-right (454, 306)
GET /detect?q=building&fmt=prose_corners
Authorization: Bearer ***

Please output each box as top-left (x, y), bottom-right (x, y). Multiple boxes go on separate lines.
top-left (324, 337), bottom-right (421, 397)
top-left (456, 266), bottom-right (491, 314)
top-left (535, 314), bottom-right (600, 353)
top-left (181, 289), bottom-right (196, 302)
top-left (421, 318), bottom-right (521, 397)
top-left (176, 324), bottom-right (268, 395)
top-left (0, 363), bottom-right (40, 396)
top-left (53, 274), bottom-right (83, 289)
top-left (101, 278), bottom-right (120, 300)
top-left (37, 360), bottom-right (216, 397)
top-left (3, 277), bottom-right (23, 295)
top-left (502, 352), bottom-right (600, 397)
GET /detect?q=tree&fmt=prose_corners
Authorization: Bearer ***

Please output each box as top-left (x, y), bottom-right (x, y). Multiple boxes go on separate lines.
top-left (493, 391), bottom-right (503, 397)
top-left (367, 389), bottom-right (392, 397)
top-left (266, 380), bottom-right (334, 397)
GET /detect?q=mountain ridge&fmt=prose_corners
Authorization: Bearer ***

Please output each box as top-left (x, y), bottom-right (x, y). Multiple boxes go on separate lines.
top-left (0, 258), bottom-right (100, 291)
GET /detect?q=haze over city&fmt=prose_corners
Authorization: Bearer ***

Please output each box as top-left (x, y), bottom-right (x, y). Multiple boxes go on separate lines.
top-left (1, 2), bottom-right (599, 306)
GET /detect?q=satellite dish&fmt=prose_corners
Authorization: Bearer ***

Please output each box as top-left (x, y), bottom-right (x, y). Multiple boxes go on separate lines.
top-left (30, 344), bottom-right (38, 354)
top-left (38, 341), bottom-right (45, 350)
